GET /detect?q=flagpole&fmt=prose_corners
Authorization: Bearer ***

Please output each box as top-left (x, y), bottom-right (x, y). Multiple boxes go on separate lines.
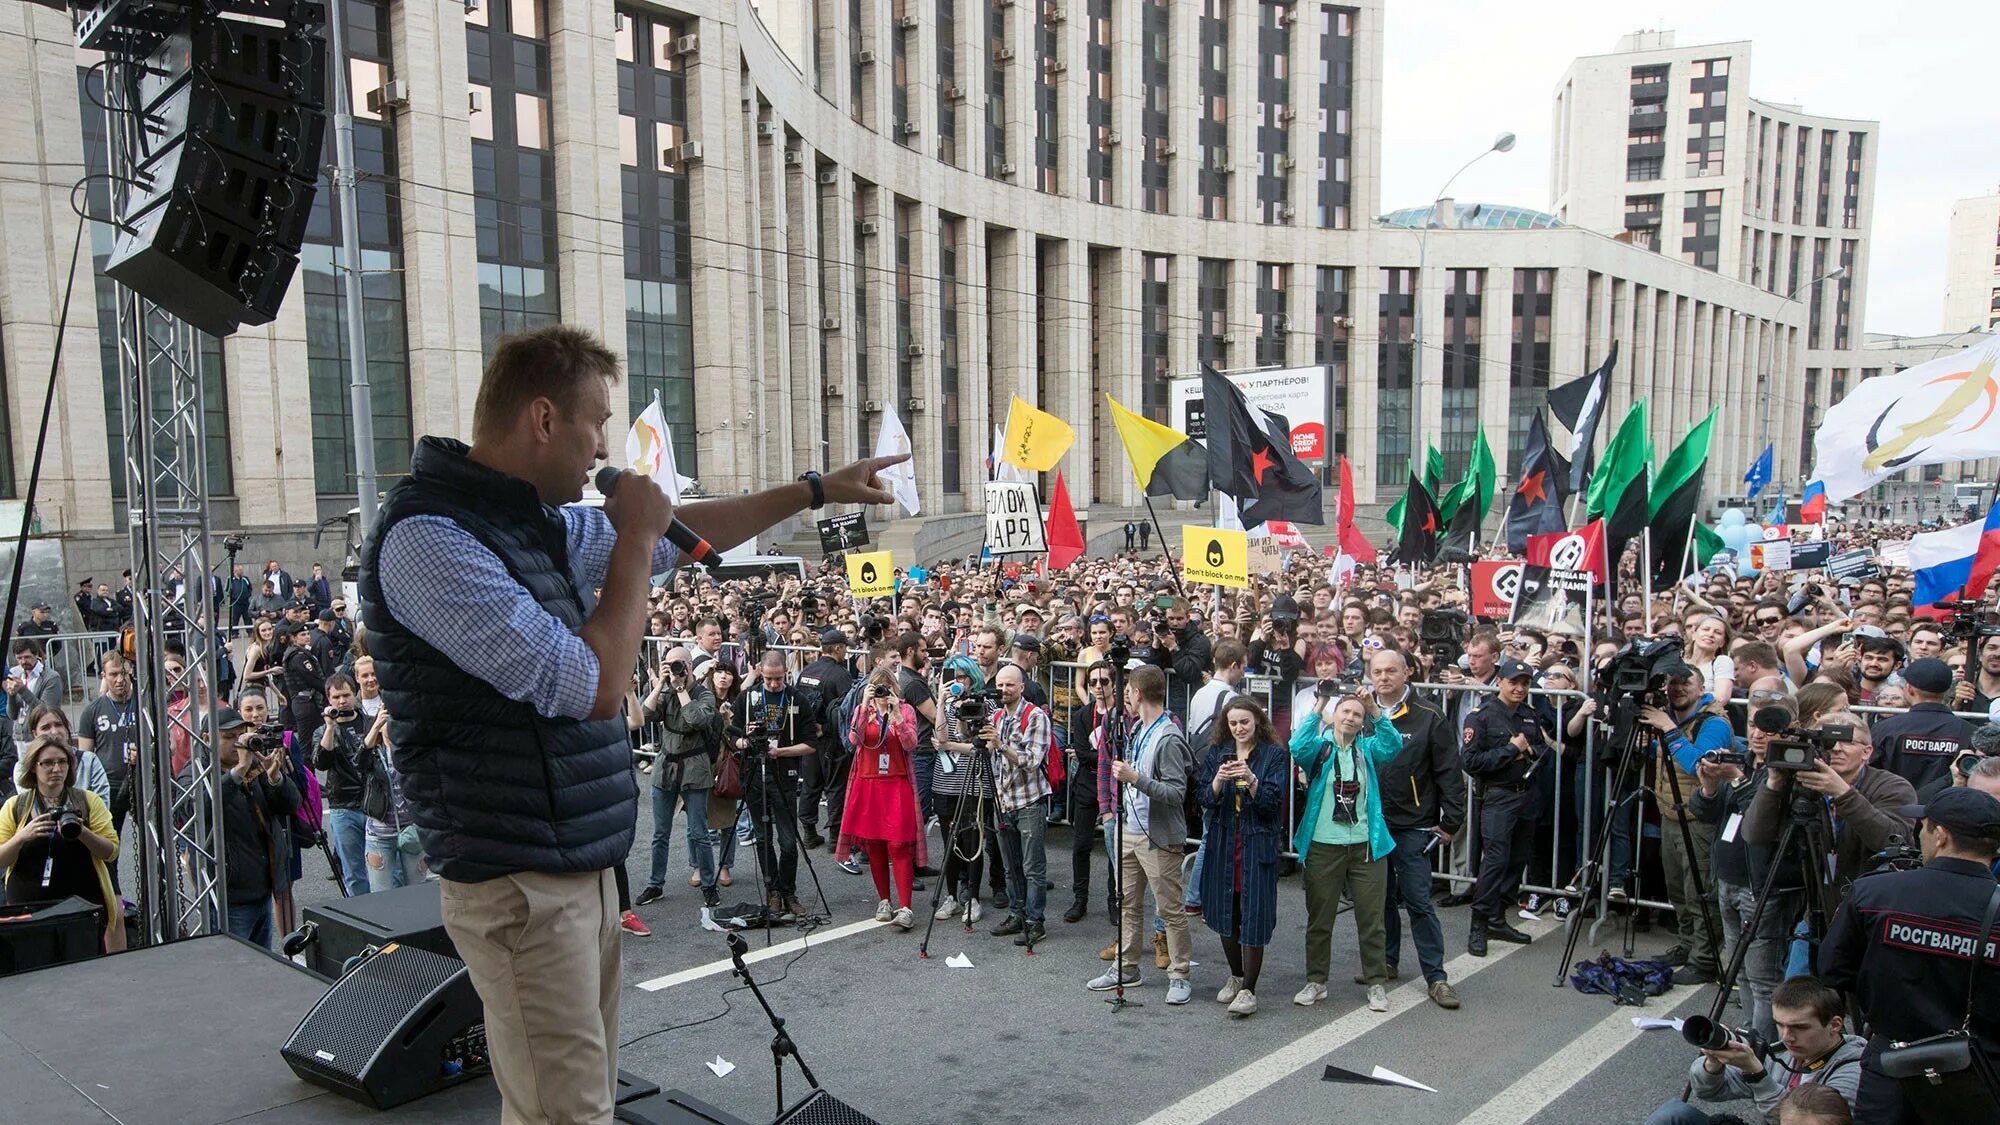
top-left (1141, 491), bottom-right (1190, 601)
top-left (1641, 524), bottom-right (1655, 635)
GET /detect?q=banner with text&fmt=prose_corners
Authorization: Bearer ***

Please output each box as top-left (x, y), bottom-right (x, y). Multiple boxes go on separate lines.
top-left (1182, 525), bottom-right (1249, 588)
top-left (984, 482), bottom-right (1047, 556)
top-left (1170, 365), bottom-right (1331, 464)
top-left (845, 550), bottom-right (896, 599)
top-left (1470, 560), bottom-right (1524, 619)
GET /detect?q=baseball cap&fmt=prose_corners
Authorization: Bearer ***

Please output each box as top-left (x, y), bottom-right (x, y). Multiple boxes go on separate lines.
top-left (1901, 657), bottom-right (1953, 695)
top-left (1015, 602), bottom-right (1044, 619)
top-left (212, 706), bottom-right (248, 732)
top-left (1897, 787), bottom-right (2000, 838)
top-left (1496, 657), bottom-right (1535, 682)
top-left (818, 627), bottom-right (850, 647)
top-left (1012, 632), bottom-right (1043, 654)
top-left (316, 609), bottom-right (336, 623)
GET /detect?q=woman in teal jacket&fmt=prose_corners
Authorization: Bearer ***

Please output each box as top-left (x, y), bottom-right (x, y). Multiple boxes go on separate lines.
top-left (1289, 689), bottom-right (1403, 1012)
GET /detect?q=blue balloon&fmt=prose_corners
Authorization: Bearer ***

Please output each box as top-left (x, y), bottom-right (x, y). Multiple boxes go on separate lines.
top-left (1719, 507), bottom-right (1747, 529)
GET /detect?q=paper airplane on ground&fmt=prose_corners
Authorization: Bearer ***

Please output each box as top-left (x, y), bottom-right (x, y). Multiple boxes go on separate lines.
top-left (1322, 1064), bottom-right (1437, 1092)
top-left (945, 953), bottom-right (975, 968)
top-left (705, 1056), bottom-right (736, 1078)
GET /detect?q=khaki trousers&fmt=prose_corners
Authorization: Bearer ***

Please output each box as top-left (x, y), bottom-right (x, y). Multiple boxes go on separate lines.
top-left (1117, 831), bottom-right (1192, 978)
top-left (439, 868), bottom-right (620, 1125)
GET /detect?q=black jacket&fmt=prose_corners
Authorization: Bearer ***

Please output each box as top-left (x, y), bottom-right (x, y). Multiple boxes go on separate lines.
top-left (359, 437), bottom-right (637, 884)
top-left (310, 717), bottom-right (373, 810)
top-left (1868, 702), bottom-right (1975, 794)
top-left (794, 657), bottom-right (854, 754)
top-left (1373, 693), bottom-right (1466, 834)
top-left (1821, 857), bottom-right (2000, 1056)
top-left (1459, 696), bottom-right (1550, 785)
top-left (221, 767), bottom-right (301, 905)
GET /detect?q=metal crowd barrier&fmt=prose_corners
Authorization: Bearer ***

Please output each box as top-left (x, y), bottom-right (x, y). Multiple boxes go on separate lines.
top-left (3, 630), bottom-right (122, 711)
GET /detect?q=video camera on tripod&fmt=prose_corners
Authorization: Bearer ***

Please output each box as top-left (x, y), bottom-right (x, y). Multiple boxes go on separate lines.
top-left (1419, 607), bottom-right (1469, 669)
top-left (1760, 720), bottom-right (1853, 773)
top-left (1931, 597), bottom-right (2000, 645)
top-left (1593, 634), bottom-right (1687, 711)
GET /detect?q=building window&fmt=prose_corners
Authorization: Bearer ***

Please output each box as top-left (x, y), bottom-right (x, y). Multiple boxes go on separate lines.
top-left (1141, 254), bottom-right (1170, 419)
top-left (1625, 193), bottom-right (1663, 253)
top-left (1681, 189), bottom-right (1722, 272)
top-left (1377, 267), bottom-right (1415, 470)
top-left (470, 0), bottom-right (559, 356)
top-left (1816, 131), bottom-right (1835, 227)
top-left (1771, 121), bottom-right (1788, 217)
top-left (1808, 238), bottom-right (1829, 348)
top-left (1792, 127), bottom-right (1809, 225)
top-left (1086, 0), bottom-right (1111, 203)
top-left (619, 8), bottom-right (696, 477)
top-left (1834, 239), bottom-right (1856, 350)
top-left (987, 0), bottom-right (1008, 177)
top-left (1140, 0), bottom-right (1169, 212)
top-left (1035, 0), bottom-right (1058, 192)
top-left (893, 0), bottom-right (911, 144)
top-left (1685, 58), bottom-right (1728, 177)
top-left (1197, 258), bottom-right (1229, 368)
top-left (895, 202), bottom-right (915, 407)
top-left (1197, 0), bottom-right (1228, 219)
top-left (1626, 128), bottom-right (1664, 181)
top-left (937, 0), bottom-right (958, 164)
top-left (1508, 268), bottom-right (1553, 472)
top-left (1440, 269), bottom-right (1482, 477)
top-left (1254, 1), bottom-right (1289, 224)
top-left (1800, 367), bottom-right (1819, 459)
top-left (1316, 7), bottom-right (1354, 228)
top-left (1841, 132), bottom-right (1864, 229)
top-left (1255, 263), bottom-right (1288, 367)
top-left (940, 217), bottom-right (962, 493)
top-left (1315, 266), bottom-right (1351, 462)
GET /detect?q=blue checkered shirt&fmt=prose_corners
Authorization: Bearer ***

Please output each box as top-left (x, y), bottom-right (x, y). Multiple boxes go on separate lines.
top-left (377, 508), bottom-right (680, 722)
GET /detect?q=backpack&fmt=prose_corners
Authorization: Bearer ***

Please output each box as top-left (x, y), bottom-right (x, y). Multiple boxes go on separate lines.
top-left (1569, 952), bottom-right (1675, 1005)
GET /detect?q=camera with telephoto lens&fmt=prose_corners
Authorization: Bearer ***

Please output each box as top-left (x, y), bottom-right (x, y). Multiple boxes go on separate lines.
top-left (1680, 1015), bottom-right (1767, 1059)
top-left (50, 806), bottom-right (84, 841)
top-left (239, 719), bottom-right (288, 756)
top-left (953, 686), bottom-right (998, 726)
top-left (1419, 607), bottom-right (1470, 668)
top-left (1764, 722), bottom-right (1852, 772)
top-left (1593, 635), bottom-right (1687, 711)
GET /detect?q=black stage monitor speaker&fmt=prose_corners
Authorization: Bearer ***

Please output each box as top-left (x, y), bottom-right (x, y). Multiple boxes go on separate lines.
top-left (281, 943), bottom-right (487, 1109)
top-left (614, 1088), bottom-right (754, 1125)
top-left (0, 897), bottom-right (104, 977)
top-left (772, 1090), bottom-right (883, 1125)
top-left (301, 879), bottom-right (454, 980)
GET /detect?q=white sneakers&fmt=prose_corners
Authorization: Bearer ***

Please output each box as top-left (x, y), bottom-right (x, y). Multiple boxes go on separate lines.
top-left (1228, 989), bottom-right (1258, 1016)
top-left (1367, 984), bottom-right (1390, 1012)
top-left (1087, 967), bottom-right (1141, 991)
top-left (874, 899), bottom-right (893, 923)
top-left (1216, 975), bottom-right (1245, 1004)
top-left (1165, 978), bottom-right (1192, 1005)
top-left (890, 907), bottom-right (915, 930)
top-left (1293, 981), bottom-right (1328, 1006)
top-left (934, 894), bottom-right (960, 920)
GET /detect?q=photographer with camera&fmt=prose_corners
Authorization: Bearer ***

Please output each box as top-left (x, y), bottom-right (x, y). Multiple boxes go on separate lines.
top-left (1821, 786), bottom-right (2000, 1124)
top-left (636, 647), bottom-right (722, 914)
top-left (1870, 658), bottom-right (1976, 794)
top-left (1645, 976), bottom-right (1863, 1125)
top-left (733, 651), bottom-right (820, 920)
top-left (1742, 712), bottom-right (1915, 911)
top-left (1635, 663), bottom-right (1737, 984)
top-left (1693, 695), bottom-right (1798, 1042)
top-left (215, 711), bottom-right (302, 949)
top-left (1154, 597), bottom-right (1212, 724)
top-left (843, 670), bottom-right (922, 930)
top-left (0, 736), bottom-right (124, 951)
top-left (1957, 634), bottom-right (2000, 715)
top-left (310, 673), bottom-right (372, 898)
top-left (794, 629), bottom-right (856, 851)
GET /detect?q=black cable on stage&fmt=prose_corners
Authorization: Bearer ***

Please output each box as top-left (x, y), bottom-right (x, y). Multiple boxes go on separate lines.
top-left (617, 935), bottom-right (815, 1051)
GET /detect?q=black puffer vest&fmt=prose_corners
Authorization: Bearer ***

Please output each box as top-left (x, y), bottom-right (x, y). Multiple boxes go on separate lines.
top-left (358, 437), bottom-right (637, 883)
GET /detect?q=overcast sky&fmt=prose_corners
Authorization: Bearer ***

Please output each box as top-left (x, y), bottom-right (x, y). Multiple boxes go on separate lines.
top-left (1378, 1), bottom-right (1999, 337)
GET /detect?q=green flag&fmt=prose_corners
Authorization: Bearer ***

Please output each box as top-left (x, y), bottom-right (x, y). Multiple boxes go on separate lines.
top-left (1586, 401), bottom-right (1652, 577)
top-left (1693, 521), bottom-right (1725, 570)
top-left (1424, 444), bottom-right (1445, 499)
top-left (1385, 492), bottom-right (1406, 534)
top-left (1648, 408), bottom-right (1718, 585)
top-left (1441, 431), bottom-right (1497, 554)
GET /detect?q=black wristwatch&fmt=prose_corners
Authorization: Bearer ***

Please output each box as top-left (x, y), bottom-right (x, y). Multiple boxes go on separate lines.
top-left (798, 470), bottom-right (825, 510)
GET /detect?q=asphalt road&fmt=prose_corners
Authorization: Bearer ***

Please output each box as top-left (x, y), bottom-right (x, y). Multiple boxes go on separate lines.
top-left (271, 795), bottom-right (1751, 1125)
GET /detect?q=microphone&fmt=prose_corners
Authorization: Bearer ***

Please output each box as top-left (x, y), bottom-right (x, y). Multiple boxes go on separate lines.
top-left (593, 467), bottom-right (717, 566)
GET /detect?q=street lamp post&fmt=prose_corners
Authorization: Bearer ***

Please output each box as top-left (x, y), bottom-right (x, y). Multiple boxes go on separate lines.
top-left (1410, 132), bottom-right (1514, 470)
top-left (1761, 264), bottom-right (1847, 488)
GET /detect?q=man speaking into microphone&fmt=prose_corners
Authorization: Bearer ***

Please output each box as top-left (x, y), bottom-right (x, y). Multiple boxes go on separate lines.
top-left (360, 326), bottom-right (903, 1125)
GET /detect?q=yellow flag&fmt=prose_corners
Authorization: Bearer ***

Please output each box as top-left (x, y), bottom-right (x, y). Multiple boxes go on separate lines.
top-left (1001, 396), bottom-right (1076, 472)
top-left (845, 550), bottom-right (896, 599)
top-left (1182, 525), bottom-right (1248, 589)
top-left (1106, 393), bottom-right (1190, 490)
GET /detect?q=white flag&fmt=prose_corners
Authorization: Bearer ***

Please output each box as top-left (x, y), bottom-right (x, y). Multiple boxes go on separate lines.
top-left (1216, 494), bottom-right (1269, 540)
top-left (1812, 335), bottom-right (2000, 502)
top-left (989, 420), bottom-right (1032, 483)
top-left (625, 392), bottom-right (692, 502)
top-left (875, 408), bottom-right (921, 516)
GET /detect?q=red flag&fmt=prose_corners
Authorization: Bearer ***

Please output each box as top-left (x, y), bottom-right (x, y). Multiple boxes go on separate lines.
top-left (1335, 456), bottom-right (1378, 563)
top-left (1525, 518), bottom-right (1606, 580)
top-left (1044, 471), bottom-right (1085, 570)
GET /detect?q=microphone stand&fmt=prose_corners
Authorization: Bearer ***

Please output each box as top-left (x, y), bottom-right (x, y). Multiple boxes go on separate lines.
top-left (727, 932), bottom-right (820, 1119)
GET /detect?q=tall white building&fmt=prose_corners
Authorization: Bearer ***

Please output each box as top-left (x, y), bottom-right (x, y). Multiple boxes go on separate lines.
top-left (1943, 191), bottom-right (2000, 332)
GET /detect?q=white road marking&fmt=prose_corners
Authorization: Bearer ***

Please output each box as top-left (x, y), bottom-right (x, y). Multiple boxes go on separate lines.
top-left (1458, 986), bottom-right (1710, 1125)
top-left (633, 917), bottom-right (886, 992)
top-left (1132, 923), bottom-right (1552, 1125)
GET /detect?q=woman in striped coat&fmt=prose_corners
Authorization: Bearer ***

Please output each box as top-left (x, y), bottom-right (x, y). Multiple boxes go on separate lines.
top-left (1196, 696), bottom-right (1290, 1016)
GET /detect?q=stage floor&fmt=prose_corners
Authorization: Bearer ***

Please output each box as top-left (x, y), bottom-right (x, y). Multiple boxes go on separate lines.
top-left (0, 934), bottom-right (501, 1124)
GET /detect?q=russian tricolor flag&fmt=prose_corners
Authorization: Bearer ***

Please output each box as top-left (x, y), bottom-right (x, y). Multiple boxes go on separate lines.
top-left (1909, 499), bottom-right (2000, 607)
top-left (1799, 480), bottom-right (1826, 523)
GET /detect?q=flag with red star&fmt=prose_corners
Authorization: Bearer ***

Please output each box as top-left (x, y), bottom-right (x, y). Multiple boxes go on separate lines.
top-left (1392, 471), bottom-right (1440, 567)
top-left (1199, 364), bottom-right (1324, 527)
top-left (1506, 410), bottom-right (1569, 552)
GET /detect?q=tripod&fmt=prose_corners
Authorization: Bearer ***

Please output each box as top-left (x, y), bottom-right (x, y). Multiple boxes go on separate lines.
top-left (742, 691), bottom-right (834, 944)
top-left (1702, 781), bottom-right (1835, 1027)
top-left (726, 931), bottom-right (821, 1120)
top-left (919, 721), bottom-right (992, 958)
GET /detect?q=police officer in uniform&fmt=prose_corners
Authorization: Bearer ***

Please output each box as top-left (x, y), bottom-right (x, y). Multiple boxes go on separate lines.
top-left (1870, 657), bottom-right (1976, 794)
top-left (1460, 657), bottom-right (1546, 955)
top-left (278, 620), bottom-right (327, 737)
top-left (794, 628), bottom-right (855, 850)
top-left (1821, 786), bottom-right (2000, 1125)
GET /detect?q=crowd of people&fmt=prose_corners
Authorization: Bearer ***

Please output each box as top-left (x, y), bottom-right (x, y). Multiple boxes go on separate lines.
top-left (1, 511), bottom-right (1998, 1123)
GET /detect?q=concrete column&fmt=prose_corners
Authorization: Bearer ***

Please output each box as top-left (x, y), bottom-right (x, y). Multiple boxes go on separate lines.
top-left (1096, 247), bottom-right (1142, 507)
top-left (1042, 239), bottom-right (1092, 494)
top-left (685, 14), bottom-right (756, 493)
top-left (784, 137), bottom-right (821, 475)
top-left (744, 99), bottom-right (782, 486)
top-left (1110, 0), bottom-right (1142, 209)
top-left (1055, 1), bottom-right (1087, 200)
top-left (962, 219), bottom-right (994, 476)
top-left (1003, 0), bottom-right (1035, 182)
top-left (1166, 0), bottom-right (1197, 217)
top-left (1479, 268), bottom-right (1514, 476)
top-left (1228, 259), bottom-right (1255, 370)
top-left (909, 203), bottom-right (945, 507)
top-left (1350, 267), bottom-right (1383, 502)
top-left (223, 306), bottom-right (317, 525)
top-left (1168, 252), bottom-right (1197, 383)
top-left (1225, 0), bottom-right (1255, 226)
top-left (1346, 0), bottom-right (1384, 225)
top-left (548, 0), bottom-right (628, 431)
top-left (987, 226), bottom-right (1036, 415)
top-left (1288, 0), bottom-right (1316, 227)
top-left (819, 168), bottom-right (861, 463)
top-left (390, 0), bottom-right (485, 446)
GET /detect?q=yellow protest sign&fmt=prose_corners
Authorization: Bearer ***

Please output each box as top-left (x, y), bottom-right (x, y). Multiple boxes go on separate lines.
top-left (1182, 525), bottom-right (1248, 589)
top-left (845, 550), bottom-right (896, 598)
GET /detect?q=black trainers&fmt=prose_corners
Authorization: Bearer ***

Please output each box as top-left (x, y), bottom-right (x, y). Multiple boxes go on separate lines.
top-left (1660, 943), bottom-right (1690, 967)
top-left (1468, 921), bottom-right (1488, 957)
top-left (634, 885), bottom-right (664, 907)
top-left (800, 831), bottom-right (825, 851)
top-left (1014, 922), bottom-right (1046, 947)
top-left (1672, 964), bottom-right (1716, 986)
top-left (991, 914), bottom-right (1025, 937)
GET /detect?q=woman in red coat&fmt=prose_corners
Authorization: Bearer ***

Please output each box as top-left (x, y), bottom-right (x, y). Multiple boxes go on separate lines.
top-left (838, 669), bottom-right (922, 929)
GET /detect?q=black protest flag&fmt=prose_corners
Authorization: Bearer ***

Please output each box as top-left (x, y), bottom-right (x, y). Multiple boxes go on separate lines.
top-left (1506, 411), bottom-right (1569, 553)
top-left (1547, 341), bottom-right (1616, 494)
top-left (1392, 472), bottom-right (1439, 567)
top-left (1201, 364), bottom-right (1324, 527)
